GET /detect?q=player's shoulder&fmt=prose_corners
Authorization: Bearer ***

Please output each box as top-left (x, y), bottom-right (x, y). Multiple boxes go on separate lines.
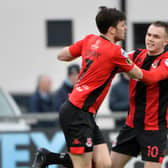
top-left (154, 51), bottom-right (168, 67)
top-left (159, 51), bottom-right (168, 62)
top-left (129, 48), bottom-right (146, 60)
top-left (109, 44), bottom-right (123, 53)
top-left (158, 51), bottom-right (168, 61)
top-left (162, 51), bottom-right (168, 57)
top-left (133, 48), bottom-right (146, 55)
top-left (84, 34), bottom-right (98, 39)
top-left (109, 46), bottom-right (129, 59)
top-left (81, 34), bottom-right (99, 43)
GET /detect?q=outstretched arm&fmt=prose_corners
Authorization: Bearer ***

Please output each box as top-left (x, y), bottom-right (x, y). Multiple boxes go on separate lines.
top-left (57, 38), bottom-right (83, 62)
top-left (142, 64), bottom-right (168, 85)
top-left (126, 64), bottom-right (143, 80)
top-left (127, 57), bottom-right (168, 85)
top-left (57, 47), bottom-right (77, 61)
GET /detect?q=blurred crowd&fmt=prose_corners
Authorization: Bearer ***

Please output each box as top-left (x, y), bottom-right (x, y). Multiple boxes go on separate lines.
top-left (13, 63), bottom-right (130, 129)
top-left (28, 64), bottom-right (80, 113)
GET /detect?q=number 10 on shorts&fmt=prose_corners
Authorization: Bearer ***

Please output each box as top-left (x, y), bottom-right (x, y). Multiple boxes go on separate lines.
top-left (147, 145), bottom-right (159, 158)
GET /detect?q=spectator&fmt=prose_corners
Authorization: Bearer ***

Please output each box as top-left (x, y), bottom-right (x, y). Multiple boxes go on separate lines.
top-left (52, 64), bottom-right (80, 112)
top-left (109, 73), bottom-right (129, 128)
top-left (29, 75), bottom-right (52, 113)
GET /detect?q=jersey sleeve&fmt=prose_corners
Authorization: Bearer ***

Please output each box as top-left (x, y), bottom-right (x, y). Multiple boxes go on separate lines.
top-left (69, 39), bottom-right (84, 58)
top-left (112, 48), bottom-right (135, 72)
top-left (128, 50), bottom-right (135, 60)
top-left (142, 57), bottom-right (168, 85)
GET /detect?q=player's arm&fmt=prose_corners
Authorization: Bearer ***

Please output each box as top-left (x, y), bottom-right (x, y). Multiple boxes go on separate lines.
top-left (57, 47), bottom-right (76, 61)
top-left (142, 61), bottom-right (168, 85)
top-left (127, 56), bottom-right (168, 85)
top-left (113, 48), bottom-right (143, 80)
top-left (57, 39), bottom-right (83, 62)
top-left (126, 63), bottom-right (143, 79)
top-left (127, 49), bottom-right (168, 84)
top-left (120, 49), bottom-right (168, 84)
top-left (126, 60), bottom-right (168, 85)
top-left (125, 59), bottom-right (168, 85)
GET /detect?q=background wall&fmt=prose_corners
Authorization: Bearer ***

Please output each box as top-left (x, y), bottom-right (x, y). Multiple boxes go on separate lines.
top-left (0, 0), bottom-right (119, 93)
top-left (1, 0), bottom-right (168, 93)
top-left (126, 0), bottom-right (168, 50)
top-left (1, 0), bottom-right (168, 115)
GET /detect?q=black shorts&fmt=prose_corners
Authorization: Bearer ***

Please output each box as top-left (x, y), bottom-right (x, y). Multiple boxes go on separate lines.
top-left (111, 125), bottom-right (167, 163)
top-left (59, 100), bottom-right (105, 154)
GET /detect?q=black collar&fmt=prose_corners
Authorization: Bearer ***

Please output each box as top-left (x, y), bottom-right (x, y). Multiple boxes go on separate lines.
top-left (99, 35), bottom-right (110, 42)
top-left (147, 50), bottom-right (165, 57)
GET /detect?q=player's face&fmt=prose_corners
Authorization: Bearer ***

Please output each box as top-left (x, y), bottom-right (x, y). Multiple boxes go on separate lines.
top-left (114, 20), bottom-right (127, 42)
top-left (145, 24), bottom-right (168, 55)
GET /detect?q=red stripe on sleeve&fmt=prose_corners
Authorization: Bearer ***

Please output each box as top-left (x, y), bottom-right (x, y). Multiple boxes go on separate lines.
top-left (142, 58), bottom-right (168, 85)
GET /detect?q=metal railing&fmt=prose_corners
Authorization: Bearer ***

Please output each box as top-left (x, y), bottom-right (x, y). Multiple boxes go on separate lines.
top-left (0, 111), bottom-right (127, 124)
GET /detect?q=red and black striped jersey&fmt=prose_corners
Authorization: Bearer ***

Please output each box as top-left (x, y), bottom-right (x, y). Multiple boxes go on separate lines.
top-left (68, 34), bottom-right (134, 114)
top-left (126, 49), bottom-right (168, 130)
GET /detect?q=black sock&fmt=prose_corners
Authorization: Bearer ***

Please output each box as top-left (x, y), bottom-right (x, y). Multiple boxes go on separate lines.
top-left (45, 152), bottom-right (73, 168)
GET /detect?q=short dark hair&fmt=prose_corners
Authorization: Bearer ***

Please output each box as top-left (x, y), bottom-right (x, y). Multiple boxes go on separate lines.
top-left (95, 6), bottom-right (126, 34)
top-left (152, 21), bottom-right (168, 37)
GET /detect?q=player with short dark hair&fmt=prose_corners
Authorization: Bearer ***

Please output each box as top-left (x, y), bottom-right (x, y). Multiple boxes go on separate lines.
top-left (95, 6), bottom-right (126, 34)
top-left (56, 6), bottom-right (135, 168)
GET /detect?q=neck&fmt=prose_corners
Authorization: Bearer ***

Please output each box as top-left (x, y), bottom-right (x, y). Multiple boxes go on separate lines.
top-left (147, 48), bottom-right (164, 56)
top-left (100, 33), bottom-right (115, 43)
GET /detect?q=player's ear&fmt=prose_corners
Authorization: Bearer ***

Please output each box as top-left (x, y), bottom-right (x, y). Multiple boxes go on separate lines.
top-left (108, 26), bottom-right (116, 35)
